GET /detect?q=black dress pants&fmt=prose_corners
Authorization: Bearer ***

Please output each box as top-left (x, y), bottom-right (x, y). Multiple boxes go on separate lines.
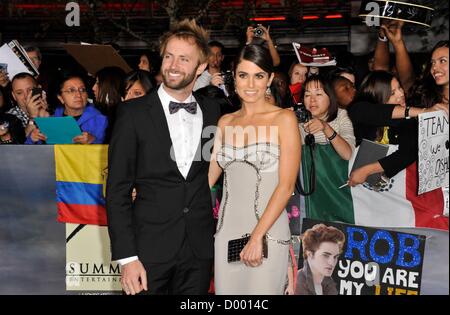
top-left (138, 238), bottom-right (213, 295)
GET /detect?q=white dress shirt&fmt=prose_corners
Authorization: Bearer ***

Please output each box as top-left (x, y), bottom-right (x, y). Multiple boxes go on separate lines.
top-left (117, 84), bottom-right (203, 266)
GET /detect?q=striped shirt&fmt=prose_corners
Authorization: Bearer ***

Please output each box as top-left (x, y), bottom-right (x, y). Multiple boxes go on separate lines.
top-left (299, 108), bottom-right (355, 149)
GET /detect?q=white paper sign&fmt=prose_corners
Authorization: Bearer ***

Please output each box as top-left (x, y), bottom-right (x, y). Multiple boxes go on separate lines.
top-left (418, 111), bottom-right (449, 194)
top-left (0, 44), bottom-right (32, 80)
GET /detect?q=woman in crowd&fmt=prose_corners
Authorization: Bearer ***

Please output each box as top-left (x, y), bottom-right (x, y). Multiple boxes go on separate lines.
top-left (299, 74), bottom-right (355, 160)
top-left (209, 44), bottom-right (301, 294)
top-left (92, 66), bottom-right (125, 143)
top-left (27, 75), bottom-right (107, 144)
top-left (137, 50), bottom-right (153, 72)
top-left (288, 62), bottom-right (308, 104)
top-left (123, 70), bottom-right (154, 101)
top-left (347, 70), bottom-right (448, 186)
top-left (409, 40), bottom-right (448, 109)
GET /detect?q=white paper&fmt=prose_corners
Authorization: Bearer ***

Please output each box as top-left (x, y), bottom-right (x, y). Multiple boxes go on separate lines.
top-left (0, 44), bottom-right (32, 80)
top-left (418, 111), bottom-right (449, 194)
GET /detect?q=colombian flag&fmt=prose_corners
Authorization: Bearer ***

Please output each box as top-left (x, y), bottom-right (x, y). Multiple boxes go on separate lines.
top-left (55, 145), bottom-right (108, 225)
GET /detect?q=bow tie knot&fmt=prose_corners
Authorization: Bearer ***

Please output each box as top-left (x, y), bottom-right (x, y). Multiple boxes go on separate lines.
top-left (169, 101), bottom-right (197, 114)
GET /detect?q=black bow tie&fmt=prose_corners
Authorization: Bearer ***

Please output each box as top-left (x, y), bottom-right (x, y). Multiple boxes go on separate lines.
top-left (168, 101), bottom-right (197, 114)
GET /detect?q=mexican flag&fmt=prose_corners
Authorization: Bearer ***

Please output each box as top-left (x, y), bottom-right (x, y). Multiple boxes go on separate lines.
top-left (301, 144), bottom-right (448, 230)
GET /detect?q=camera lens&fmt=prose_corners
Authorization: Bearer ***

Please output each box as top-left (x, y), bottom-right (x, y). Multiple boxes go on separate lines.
top-left (254, 27), bottom-right (264, 37)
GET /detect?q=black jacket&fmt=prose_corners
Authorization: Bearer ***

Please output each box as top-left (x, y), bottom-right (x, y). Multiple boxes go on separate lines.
top-left (347, 101), bottom-right (417, 178)
top-left (106, 90), bottom-right (221, 263)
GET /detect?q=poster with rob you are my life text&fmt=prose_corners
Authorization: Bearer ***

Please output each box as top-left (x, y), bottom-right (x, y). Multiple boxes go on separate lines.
top-left (298, 219), bottom-right (426, 295)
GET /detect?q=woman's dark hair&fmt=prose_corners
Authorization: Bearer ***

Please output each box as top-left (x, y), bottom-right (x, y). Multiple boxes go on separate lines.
top-left (95, 66), bottom-right (126, 113)
top-left (408, 40), bottom-right (449, 108)
top-left (124, 70), bottom-right (154, 95)
top-left (301, 74), bottom-right (339, 122)
top-left (233, 44), bottom-right (274, 75)
top-left (354, 71), bottom-right (394, 105)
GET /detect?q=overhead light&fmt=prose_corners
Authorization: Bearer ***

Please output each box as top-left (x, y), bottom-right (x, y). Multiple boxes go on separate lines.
top-left (249, 17), bottom-right (286, 22)
top-left (302, 15), bottom-right (320, 20)
top-left (325, 14), bottom-right (343, 19)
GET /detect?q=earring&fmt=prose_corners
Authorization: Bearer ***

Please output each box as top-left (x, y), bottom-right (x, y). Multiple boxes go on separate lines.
top-left (265, 86), bottom-right (271, 97)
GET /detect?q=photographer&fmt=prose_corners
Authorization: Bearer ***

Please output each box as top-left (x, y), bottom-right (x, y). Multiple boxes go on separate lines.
top-left (246, 25), bottom-right (280, 67)
top-left (7, 72), bottom-right (49, 138)
top-left (193, 41), bottom-right (225, 91)
top-left (299, 74), bottom-right (355, 161)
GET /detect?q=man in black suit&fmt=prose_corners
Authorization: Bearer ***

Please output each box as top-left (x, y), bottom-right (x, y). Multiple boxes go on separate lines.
top-left (106, 19), bottom-right (220, 295)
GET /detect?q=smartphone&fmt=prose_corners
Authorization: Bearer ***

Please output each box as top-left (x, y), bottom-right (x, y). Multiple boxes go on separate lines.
top-left (31, 87), bottom-right (43, 98)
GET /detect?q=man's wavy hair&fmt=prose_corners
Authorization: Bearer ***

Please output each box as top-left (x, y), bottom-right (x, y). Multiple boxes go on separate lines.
top-left (159, 19), bottom-right (210, 65)
top-left (301, 224), bottom-right (346, 259)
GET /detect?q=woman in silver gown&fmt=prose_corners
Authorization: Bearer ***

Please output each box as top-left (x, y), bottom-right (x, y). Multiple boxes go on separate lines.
top-left (209, 44), bottom-right (301, 295)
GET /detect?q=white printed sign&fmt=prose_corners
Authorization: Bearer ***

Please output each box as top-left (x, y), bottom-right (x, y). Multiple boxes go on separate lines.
top-left (418, 111), bottom-right (449, 194)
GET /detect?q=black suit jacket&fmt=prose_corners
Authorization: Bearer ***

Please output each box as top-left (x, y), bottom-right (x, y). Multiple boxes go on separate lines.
top-left (106, 89), bottom-right (221, 263)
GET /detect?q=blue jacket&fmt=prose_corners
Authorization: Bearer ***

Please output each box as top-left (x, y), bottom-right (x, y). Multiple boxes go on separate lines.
top-left (26, 104), bottom-right (108, 144)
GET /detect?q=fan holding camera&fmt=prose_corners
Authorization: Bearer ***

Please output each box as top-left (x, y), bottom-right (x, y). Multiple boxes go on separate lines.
top-left (6, 73), bottom-right (49, 139)
top-left (245, 24), bottom-right (280, 67)
top-left (299, 75), bottom-right (355, 161)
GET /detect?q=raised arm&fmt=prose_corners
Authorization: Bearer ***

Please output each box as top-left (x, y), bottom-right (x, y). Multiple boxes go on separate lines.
top-left (382, 21), bottom-right (415, 92)
top-left (373, 25), bottom-right (390, 71)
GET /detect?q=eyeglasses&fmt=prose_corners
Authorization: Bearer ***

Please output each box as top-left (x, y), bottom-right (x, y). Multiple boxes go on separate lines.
top-left (61, 87), bottom-right (88, 95)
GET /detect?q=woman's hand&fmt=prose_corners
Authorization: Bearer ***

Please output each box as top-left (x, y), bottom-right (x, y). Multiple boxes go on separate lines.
top-left (73, 131), bottom-right (95, 144)
top-left (30, 127), bottom-right (47, 143)
top-left (245, 26), bottom-right (255, 44)
top-left (302, 118), bottom-right (326, 135)
top-left (240, 235), bottom-right (264, 267)
top-left (258, 25), bottom-right (272, 43)
top-left (348, 162), bottom-right (383, 187)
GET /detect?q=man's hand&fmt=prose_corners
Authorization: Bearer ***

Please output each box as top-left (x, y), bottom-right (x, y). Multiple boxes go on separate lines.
top-left (210, 72), bottom-right (224, 87)
top-left (121, 260), bottom-right (148, 295)
top-left (25, 93), bottom-right (44, 118)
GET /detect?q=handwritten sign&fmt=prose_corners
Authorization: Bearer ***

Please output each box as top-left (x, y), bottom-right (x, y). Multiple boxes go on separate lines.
top-left (299, 219), bottom-right (426, 295)
top-left (418, 111), bottom-right (449, 195)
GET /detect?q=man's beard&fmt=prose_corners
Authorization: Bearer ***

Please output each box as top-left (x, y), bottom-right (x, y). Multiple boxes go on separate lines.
top-left (162, 69), bottom-right (197, 90)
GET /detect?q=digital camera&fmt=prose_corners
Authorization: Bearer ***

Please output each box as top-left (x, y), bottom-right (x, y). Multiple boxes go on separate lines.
top-left (221, 70), bottom-right (234, 86)
top-left (293, 103), bottom-right (312, 123)
top-left (253, 25), bottom-right (265, 38)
